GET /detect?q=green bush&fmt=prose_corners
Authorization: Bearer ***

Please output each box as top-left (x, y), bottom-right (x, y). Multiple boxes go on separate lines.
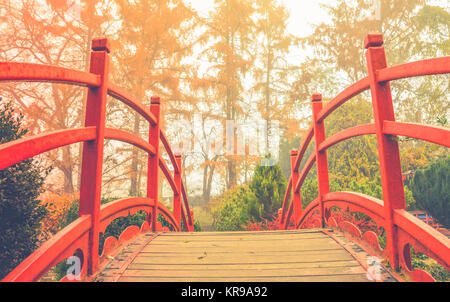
top-left (249, 157), bottom-right (287, 220)
top-left (213, 186), bottom-right (255, 231)
top-left (0, 100), bottom-right (50, 280)
top-left (409, 156), bottom-right (449, 227)
top-left (213, 158), bottom-right (287, 231)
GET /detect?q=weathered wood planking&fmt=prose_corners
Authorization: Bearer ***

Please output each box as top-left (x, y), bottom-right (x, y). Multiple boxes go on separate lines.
top-left (117, 229), bottom-right (371, 282)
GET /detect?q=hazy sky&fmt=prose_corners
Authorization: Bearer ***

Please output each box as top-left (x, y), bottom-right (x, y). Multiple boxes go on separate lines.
top-left (186, 0), bottom-right (449, 38)
top-left (185, 0), bottom-right (328, 37)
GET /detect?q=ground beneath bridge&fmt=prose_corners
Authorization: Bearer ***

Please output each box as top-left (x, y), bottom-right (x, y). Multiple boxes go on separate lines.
top-left (95, 229), bottom-right (397, 282)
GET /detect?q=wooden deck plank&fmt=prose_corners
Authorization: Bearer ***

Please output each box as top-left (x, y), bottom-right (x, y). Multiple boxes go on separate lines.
top-left (140, 239), bottom-right (341, 252)
top-left (118, 274), bottom-right (369, 282)
top-left (121, 265), bottom-right (366, 277)
top-left (153, 236), bottom-right (328, 243)
top-left (126, 259), bottom-right (361, 271)
top-left (156, 229), bottom-right (322, 236)
top-left (116, 230), bottom-right (371, 282)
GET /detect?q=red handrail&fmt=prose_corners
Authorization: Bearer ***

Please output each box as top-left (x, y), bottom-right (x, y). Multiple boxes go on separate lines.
top-left (280, 33), bottom-right (450, 282)
top-left (1, 38), bottom-right (194, 281)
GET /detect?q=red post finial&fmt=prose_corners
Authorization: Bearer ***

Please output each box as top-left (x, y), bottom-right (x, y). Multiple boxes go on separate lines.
top-left (92, 38), bottom-right (110, 53)
top-left (364, 33), bottom-right (384, 49)
top-left (174, 152), bottom-right (182, 158)
top-left (151, 96), bottom-right (161, 105)
top-left (290, 149), bottom-right (298, 156)
top-left (311, 93), bottom-right (322, 102)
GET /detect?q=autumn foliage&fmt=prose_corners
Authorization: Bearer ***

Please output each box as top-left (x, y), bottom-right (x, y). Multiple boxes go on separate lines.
top-left (38, 192), bottom-right (79, 239)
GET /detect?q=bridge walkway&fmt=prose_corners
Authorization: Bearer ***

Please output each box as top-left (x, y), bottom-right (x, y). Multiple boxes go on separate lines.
top-left (94, 229), bottom-right (398, 282)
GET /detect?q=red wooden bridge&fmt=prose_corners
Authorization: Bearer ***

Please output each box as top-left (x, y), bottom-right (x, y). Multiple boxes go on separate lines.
top-left (0, 34), bottom-right (449, 282)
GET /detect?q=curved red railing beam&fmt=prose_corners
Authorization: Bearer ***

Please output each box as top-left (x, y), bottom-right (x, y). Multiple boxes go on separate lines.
top-left (180, 202), bottom-right (189, 231)
top-left (105, 128), bottom-right (190, 226)
top-left (295, 192), bottom-right (450, 270)
top-left (316, 77), bottom-right (370, 123)
top-left (0, 62), bottom-right (101, 87)
top-left (107, 83), bottom-right (157, 126)
top-left (319, 124), bottom-right (376, 152)
top-left (2, 215), bottom-right (91, 282)
top-left (104, 128), bottom-right (156, 156)
top-left (281, 153), bottom-right (316, 228)
top-left (0, 127), bottom-right (96, 170)
top-left (279, 177), bottom-right (292, 227)
top-left (383, 121), bottom-right (450, 148)
top-left (283, 197), bottom-right (295, 229)
top-left (99, 197), bottom-right (180, 233)
top-left (293, 153), bottom-right (316, 194)
top-left (160, 130), bottom-right (180, 174)
top-left (0, 41), bottom-right (195, 282)
top-left (376, 57), bottom-right (450, 83)
top-left (293, 126), bottom-right (314, 172)
top-left (3, 197), bottom-right (183, 282)
top-left (181, 182), bottom-right (194, 228)
top-left (159, 157), bottom-right (179, 196)
top-left (394, 209), bottom-right (450, 269)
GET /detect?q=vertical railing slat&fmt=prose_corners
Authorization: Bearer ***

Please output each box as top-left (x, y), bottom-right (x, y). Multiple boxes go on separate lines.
top-left (311, 93), bottom-right (330, 227)
top-left (79, 38), bottom-right (110, 275)
top-left (173, 153), bottom-right (182, 229)
top-left (365, 33), bottom-right (406, 270)
top-left (290, 150), bottom-right (302, 226)
top-left (147, 96), bottom-right (161, 231)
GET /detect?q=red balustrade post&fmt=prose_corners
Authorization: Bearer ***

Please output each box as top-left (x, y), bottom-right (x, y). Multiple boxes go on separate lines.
top-left (147, 96), bottom-right (161, 231)
top-left (365, 33), bottom-right (406, 270)
top-left (189, 210), bottom-right (195, 232)
top-left (79, 38), bottom-right (110, 275)
top-left (290, 150), bottom-right (302, 226)
top-left (173, 153), bottom-right (182, 229)
top-left (311, 93), bottom-right (330, 228)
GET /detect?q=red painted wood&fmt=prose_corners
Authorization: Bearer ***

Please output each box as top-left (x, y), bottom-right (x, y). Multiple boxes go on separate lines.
top-left (0, 62), bottom-right (101, 87)
top-left (383, 121), bottom-right (450, 148)
top-left (311, 94), bottom-right (329, 227)
top-left (159, 157), bottom-right (179, 196)
top-left (173, 154), bottom-right (182, 226)
top-left (99, 197), bottom-right (179, 232)
top-left (293, 153), bottom-right (316, 194)
top-left (0, 127), bottom-right (96, 170)
top-left (104, 128), bottom-right (156, 155)
top-left (181, 182), bottom-right (194, 231)
top-left (78, 38), bottom-right (110, 275)
top-left (316, 77), bottom-right (370, 123)
top-left (278, 33), bottom-right (449, 281)
top-left (318, 124), bottom-right (376, 152)
top-left (147, 96), bottom-right (161, 231)
top-left (289, 150), bottom-right (302, 225)
top-left (107, 83), bottom-right (157, 126)
top-left (377, 57), bottom-right (450, 83)
top-left (2, 31), bottom-right (449, 282)
top-left (293, 126), bottom-right (314, 172)
top-left (394, 209), bottom-right (450, 269)
top-left (2, 215), bottom-right (91, 282)
top-left (284, 197), bottom-right (294, 230)
top-left (160, 130), bottom-right (180, 174)
top-left (279, 177), bottom-right (292, 229)
top-left (0, 37), bottom-right (193, 281)
top-left (365, 33), bottom-right (405, 270)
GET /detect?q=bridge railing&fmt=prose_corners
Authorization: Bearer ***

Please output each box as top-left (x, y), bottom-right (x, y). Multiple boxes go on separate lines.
top-left (279, 33), bottom-right (450, 281)
top-left (0, 38), bottom-right (194, 282)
